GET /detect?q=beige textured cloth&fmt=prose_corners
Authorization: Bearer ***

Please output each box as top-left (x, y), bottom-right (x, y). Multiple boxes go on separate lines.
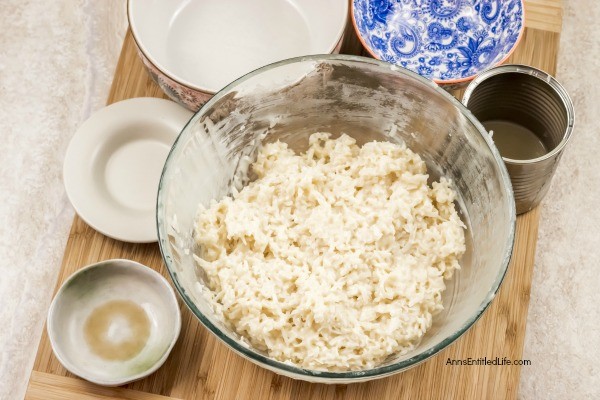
top-left (0, 1), bottom-right (126, 398)
top-left (520, 1), bottom-right (600, 398)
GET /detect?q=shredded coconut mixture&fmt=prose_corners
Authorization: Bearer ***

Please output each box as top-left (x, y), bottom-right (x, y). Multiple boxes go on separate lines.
top-left (194, 133), bottom-right (466, 371)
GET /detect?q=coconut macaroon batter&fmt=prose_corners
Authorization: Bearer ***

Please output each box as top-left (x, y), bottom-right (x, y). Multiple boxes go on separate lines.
top-left (194, 133), bottom-right (466, 371)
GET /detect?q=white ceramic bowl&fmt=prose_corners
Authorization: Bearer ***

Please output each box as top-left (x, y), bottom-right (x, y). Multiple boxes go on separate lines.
top-left (128, 0), bottom-right (348, 110)
top-left (47, 259), bottom-right (181, 386)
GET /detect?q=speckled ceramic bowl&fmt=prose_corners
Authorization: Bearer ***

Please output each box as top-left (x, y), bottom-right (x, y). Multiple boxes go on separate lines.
top-left (351, 0), bottom-right (525, 87)
top-left (47, 259), bottom-right (181, 386)
top-left (128, 0), bottom-right (348, 111)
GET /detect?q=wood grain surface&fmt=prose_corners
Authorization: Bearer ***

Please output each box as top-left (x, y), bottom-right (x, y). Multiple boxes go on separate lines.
top-left (26, 1), bottom-right (562, 398)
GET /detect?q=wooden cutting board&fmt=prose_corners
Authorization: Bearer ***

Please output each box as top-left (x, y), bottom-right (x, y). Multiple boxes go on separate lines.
top-left (25, 1), bottom-right (563, 399)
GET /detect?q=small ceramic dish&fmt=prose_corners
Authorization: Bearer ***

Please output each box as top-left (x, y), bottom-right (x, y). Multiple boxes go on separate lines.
top-left (47, 259), bottom-right (181, 386)
top-left (351, 0), bottom-right (525, 87)
top-left (127, 0), bottom-right (348, 110)
top-left (63, 98), bottom-right (192, 243)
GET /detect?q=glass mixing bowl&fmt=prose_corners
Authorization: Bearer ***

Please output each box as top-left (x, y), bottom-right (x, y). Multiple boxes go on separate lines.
top-left (156, 55), bottom-right (516, 383)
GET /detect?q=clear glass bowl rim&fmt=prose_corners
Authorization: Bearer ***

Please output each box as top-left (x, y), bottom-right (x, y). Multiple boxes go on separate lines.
top-left (156, 54), bottom-right (516, 380)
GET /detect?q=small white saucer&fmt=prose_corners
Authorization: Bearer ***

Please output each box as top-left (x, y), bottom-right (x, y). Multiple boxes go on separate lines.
top-left (47, 259), bottom-right (181, 386)
top-left (64, 98), bottom-right (192, 242)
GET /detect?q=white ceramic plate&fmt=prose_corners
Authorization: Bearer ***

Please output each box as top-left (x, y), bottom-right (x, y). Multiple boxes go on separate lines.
top-left (128, 0), bottom-right (348, 93)
top-left (63, 98), bottom-right (193, 243)
top-left (47, 259), bottom-right (181, 386)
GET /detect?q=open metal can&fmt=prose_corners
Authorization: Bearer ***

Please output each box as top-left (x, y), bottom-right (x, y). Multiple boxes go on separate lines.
top-left (462, 65), bottom-right (575, 214)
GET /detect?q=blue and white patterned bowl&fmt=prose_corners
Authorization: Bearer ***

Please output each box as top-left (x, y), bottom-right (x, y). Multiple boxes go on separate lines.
top-left (352, 0), bottom-right (524, 85)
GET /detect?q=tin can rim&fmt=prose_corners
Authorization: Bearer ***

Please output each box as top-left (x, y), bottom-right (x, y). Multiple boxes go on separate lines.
top-left (462, 64), bottom-right (575, 165)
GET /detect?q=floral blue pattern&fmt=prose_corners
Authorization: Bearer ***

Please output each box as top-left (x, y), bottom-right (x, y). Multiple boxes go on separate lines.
top-left (353, 0), bottom-right (523, 82)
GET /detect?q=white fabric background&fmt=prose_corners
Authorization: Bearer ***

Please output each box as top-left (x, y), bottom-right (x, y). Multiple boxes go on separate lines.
top-left (0, 1), bottom-right (126, 399)
top-left (519, 1), bottom-right (600, 398)
top-left (0, 1), bottom-right (596, 399)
